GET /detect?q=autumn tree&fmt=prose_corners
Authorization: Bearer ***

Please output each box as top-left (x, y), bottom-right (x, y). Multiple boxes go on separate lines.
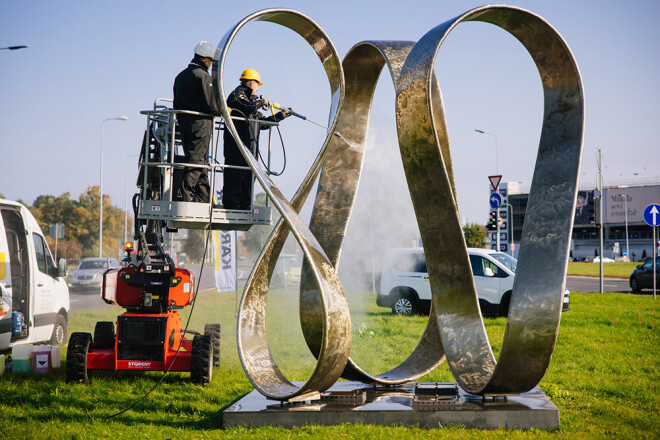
top-left (25, 186), bottom-right (126, 258)
top-left (463, 223), bottom-right (487, 249)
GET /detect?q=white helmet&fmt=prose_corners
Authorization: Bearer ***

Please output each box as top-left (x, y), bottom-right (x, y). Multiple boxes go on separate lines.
top-left (194, 41), bottom-right (216, 59)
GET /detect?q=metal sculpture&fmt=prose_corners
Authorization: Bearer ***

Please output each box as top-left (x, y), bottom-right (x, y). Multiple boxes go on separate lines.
top-left (217, 5), bottom-right (583, 401)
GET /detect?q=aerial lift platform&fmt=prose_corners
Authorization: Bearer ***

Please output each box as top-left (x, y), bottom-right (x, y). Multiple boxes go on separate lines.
top-left (136, 98), bottom-right (276, 231)
top-left (65, 99), bottom-right (277, 385)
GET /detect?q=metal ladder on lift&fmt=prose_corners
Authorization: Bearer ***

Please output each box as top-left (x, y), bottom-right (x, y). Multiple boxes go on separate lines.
top-left (135, 98), bottom-right (275, 231)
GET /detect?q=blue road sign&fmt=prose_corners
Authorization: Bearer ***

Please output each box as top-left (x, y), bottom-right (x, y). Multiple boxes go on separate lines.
top-left (489, 193), bottom-right (503, 209)
top-left (644, 204), bottom-right (660, 226)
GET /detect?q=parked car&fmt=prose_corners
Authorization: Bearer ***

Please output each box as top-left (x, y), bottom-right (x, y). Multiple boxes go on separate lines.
top-left (377, 247), bottom-right (570, 317)
top-left (629, 258), bottom-right (660, 293)
top-left (592, 256), bottom-right (614, 263)
top-left (67, 257), bottom-right (120, 290)
top-left (0, 198), bottom-right (70, 348)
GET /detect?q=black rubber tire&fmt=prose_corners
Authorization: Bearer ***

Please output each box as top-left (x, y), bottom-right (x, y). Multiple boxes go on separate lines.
top-left (204, 324), bottom-right (221, 367)
top-left (630, 277), bottom-right (641, 293)
top-left (392, 291), bottom-right (417, 316)
top-left (49, 314), bottom-right (67, 346)
top-left (191, 334), bottom-right (213, 385)
top-left (499, 291), bottom-right (512, 318)
top-left (66, 332), bottom-right (93, 383)
top-left (93, 321), bottom-right (115, 349)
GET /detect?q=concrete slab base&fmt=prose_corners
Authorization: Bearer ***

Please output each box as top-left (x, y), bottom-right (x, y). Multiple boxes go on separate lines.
top-left (223, 382), bottom-right (559, 430)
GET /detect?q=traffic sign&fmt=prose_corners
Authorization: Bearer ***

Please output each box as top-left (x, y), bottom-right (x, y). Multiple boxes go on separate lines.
top-left (489, 193), bottom-right (503, 209)
top-left (497, 216), bottom-right (504, 227)
top-left (488, 175), bottom-right (502, 191)
top-left (643, 204), bottom-right (660, 226)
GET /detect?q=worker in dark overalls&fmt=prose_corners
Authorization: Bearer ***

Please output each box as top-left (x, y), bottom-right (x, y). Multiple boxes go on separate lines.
top-left (173, 41), bottom-right (219, 203)
top-left (222, 69), bottom-right (290, 210)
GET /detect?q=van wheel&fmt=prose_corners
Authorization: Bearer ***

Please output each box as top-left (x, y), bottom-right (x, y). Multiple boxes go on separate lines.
top-left (50, 314), bottom-right (67, 346)
top-left (204, 324), bottom-right (221, 367)
top-left (191, 334), bottom-right (213, 385)
top-left (66, 332), bottom-right (93, 383)
top-left (93, 321), bottom-right (115, 349)
top-left (499, 291), bottom-right (512, 317)
top-left (392, 291), bottom-right (417, 316)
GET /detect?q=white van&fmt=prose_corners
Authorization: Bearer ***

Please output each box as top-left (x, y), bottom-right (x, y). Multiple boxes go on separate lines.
top-left (377, 247), bottom-right (570, 316)
top-left (0, 199), bottom-right (70, 349)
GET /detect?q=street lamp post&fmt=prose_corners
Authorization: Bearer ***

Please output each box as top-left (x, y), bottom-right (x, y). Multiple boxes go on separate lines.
top-left (619, 193), bottom-right (630, 262)
top-left (99, 116), bottom-right (128, 257)
top-left (475, 129), bottom-right (499, 175)
top-left (476, 129), bottom-right (500, 251)
top-left (0, 45), bottom-right (28, 51)
top-left (124, 154), bottom-right (139, 245)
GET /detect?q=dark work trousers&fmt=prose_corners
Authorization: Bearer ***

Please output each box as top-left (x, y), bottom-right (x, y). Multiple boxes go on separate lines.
top-left (179, 117), bottom-right (212, 203)
top-left (222, 143), bottom-right (254, 210)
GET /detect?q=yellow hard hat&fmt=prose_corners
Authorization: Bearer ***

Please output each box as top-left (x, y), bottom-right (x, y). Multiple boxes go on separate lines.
top-left (240, 68), bottom-right (263, 86)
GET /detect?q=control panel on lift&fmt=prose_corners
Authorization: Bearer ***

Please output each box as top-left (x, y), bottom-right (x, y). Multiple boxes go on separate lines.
top-left (134, 99), bottom-right (275, 231)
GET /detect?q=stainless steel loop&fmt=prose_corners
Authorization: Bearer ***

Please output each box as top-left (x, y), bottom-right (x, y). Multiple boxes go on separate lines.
top-left (395, 5), bottom-right (583, 395)
top-left (222, 4), bottom-right (583, 400)
top-left (302, 41), bottom-right (447, 385)
top-left (213, 9), bottom-right (350, 401)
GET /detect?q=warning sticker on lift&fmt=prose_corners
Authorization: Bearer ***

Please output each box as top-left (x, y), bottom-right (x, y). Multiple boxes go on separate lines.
top-left (36, 354), bottom-right (49, 368)
top-left (152, 204), bottom-right (161, 212)
top-left (183, 283), bottom-right (190, 293)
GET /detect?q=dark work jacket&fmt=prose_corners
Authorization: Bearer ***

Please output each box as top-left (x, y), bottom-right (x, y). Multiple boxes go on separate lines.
top-left (173, 57), bottom-right (220, 124)
top-left (223, 83), bottom-right (285, 166)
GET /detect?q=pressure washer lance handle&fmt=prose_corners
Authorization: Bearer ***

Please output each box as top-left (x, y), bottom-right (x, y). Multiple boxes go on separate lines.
top-left (272, 102), bottom-right (306, 120)
top-left (271, 101), bottom-right (341, 138)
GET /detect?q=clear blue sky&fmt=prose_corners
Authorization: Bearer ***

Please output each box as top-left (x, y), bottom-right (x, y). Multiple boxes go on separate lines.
top-left (1, 0), bottom-right (658, 225)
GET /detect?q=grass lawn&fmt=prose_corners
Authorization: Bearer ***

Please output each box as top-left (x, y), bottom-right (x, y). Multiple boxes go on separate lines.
top-left (1, 288), bottom-right (658, 439)
top-left (567, 261), bottom-right (640, 279)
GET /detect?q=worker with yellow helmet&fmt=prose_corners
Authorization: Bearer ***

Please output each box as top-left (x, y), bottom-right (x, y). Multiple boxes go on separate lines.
top-left (222, 69), bottom-right (291, 210)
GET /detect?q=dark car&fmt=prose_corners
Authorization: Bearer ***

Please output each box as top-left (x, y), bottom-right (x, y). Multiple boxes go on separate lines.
top-left (629, 258), bottom-right (660, 293)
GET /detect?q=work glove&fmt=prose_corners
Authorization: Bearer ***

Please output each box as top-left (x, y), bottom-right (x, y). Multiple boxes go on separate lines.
top-left (261, 96), bottom-right (270, 109)
top-left (281, 107), bottom-right (292, 118)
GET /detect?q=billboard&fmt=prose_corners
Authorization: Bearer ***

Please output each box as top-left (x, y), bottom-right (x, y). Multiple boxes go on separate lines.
top-left (605, 186), bottom-right (660, 224)
top-left (574, 190), bottom-right (595, 225)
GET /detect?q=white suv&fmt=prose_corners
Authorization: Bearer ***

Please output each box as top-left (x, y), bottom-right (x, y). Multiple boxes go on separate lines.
top-left (377, 247), bottom-right (570, 316)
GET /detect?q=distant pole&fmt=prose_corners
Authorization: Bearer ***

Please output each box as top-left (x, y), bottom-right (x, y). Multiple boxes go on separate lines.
top-left (616, 193), bottom-right (630, 261)
top-left (653, 226), bottom-right (656, 300)
top-left (476, 129), bottom-right (501, 252)
top-left (596, 149), bottom-right (604, 294)
top-left (505, 203), bottom-right (514, 256)
top-left (99, 116), bottom-right (128, 257)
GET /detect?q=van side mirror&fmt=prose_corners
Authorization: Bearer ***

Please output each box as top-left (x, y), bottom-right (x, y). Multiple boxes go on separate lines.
top-left (484, 267), bottom-right (494, 277)
top-left (57, 258), bottom-right (67, 277)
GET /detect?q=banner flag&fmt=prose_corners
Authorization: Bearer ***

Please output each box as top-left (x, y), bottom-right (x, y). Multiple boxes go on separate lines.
top-left (213, 230), bottom-right (236, 292)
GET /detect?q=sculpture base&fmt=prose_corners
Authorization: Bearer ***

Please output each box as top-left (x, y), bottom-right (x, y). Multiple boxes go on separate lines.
top-left (223, 382), bottom-right (559, 430)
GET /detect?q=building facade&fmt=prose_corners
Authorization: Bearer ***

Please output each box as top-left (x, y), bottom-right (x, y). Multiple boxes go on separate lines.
top-left (491, 182), bottom-right (660, 262)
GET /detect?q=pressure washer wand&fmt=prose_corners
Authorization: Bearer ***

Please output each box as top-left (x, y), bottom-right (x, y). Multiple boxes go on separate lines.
top-left (272, 102), bottom-right (340, 137)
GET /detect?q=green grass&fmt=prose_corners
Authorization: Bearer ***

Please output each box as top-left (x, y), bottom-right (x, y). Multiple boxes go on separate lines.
top-left (567, 261), bottom-right (639, 279)
top-left (1, 289), bottom-right (658, 439)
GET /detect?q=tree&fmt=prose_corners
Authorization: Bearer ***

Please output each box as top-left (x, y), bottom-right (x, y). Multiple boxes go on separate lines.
top-left (594, 248), bottom-right (599, 257)
top-left (243, 193), bottom-right (277, 259)
top-left (642, 249), bottom-right (647, 260)
top-left (183, 229), bottom-right (207, 263)
top-left (25, 187), bottom-right (127, 258)
top-left (463, 223), bottom-right (486, 248)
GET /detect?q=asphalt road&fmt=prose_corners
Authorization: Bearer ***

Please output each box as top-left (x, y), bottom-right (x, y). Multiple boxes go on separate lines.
top-left (565, 276), bottom-right (630, 293)
top-left (69, 268), bottom-right (636, 313)
top-left (68, 264), bottom-right (242, 313)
